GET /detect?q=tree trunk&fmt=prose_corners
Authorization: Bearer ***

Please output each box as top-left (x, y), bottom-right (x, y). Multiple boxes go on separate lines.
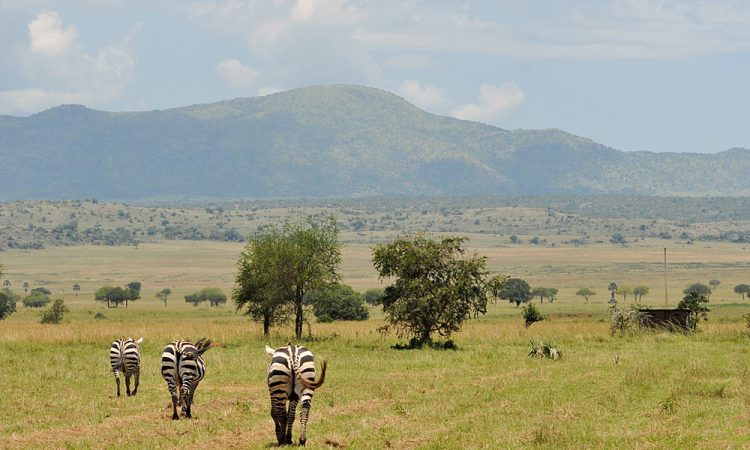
top-left (263, 315), bottom-right (270, 337)
top-left (294, 300), bottom-right (303, 340)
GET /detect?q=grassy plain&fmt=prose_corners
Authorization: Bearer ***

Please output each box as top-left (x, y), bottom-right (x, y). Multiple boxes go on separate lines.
top-left (2, 237), bottom-right (750, 448)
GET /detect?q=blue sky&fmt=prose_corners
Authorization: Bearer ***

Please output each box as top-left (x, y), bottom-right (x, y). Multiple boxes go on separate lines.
top-left (1, 0), bottom-right (748, 153)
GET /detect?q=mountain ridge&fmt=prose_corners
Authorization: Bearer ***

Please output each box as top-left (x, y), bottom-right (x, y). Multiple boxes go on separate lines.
top-left (1, 84), bottom-right (748, 201)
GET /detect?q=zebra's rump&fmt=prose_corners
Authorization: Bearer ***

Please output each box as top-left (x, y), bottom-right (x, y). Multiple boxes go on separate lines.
top-left (110, 338), bottom-right (141, 373)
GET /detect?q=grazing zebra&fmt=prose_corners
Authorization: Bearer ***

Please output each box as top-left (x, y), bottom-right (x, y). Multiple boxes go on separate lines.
top-left (109, 337), bottom-right (143, 397)
top-left (266, 343), bottom-right (327, 446)
top-left (161, 338), bottom-right (212, 420)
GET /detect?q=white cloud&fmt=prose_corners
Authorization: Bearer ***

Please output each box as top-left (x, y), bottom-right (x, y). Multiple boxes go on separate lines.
top-left (28, 11), bottom-right (79, 56)
top-left (216, 59), bottom-right (260, 88)
top-left (0, 11), bottom-right (135, 115)
top-left (452, 83), bottom-right (526, 123)
top-left (257, 86), bottom-right (284, 96)
top-left (398, 80), bottom-right (446, 110)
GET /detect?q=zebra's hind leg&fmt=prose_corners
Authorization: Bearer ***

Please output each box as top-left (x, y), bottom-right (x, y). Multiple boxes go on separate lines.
top-left (270, 400), bottom-right (287, 446)
top-left (168, 382), bottom-right (179, 420)
top-left (132, 368), bottom-right (140, 396)
top-left (284, 396), bottom-right (298, 445)
top-left (114, 371), bottom-right (121, 397)
top-left (298, 398), bottom-right (312, 446)
top-left (125, 373), bottom-right (132, 396)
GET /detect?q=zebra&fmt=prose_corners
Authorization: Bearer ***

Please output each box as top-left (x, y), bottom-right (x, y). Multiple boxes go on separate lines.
top-left (266, 343), bottom-right (327, 446)
top-left (161, 338), bottom-right (212, 420)
top-left (109, 337), bottom-right (143, 397)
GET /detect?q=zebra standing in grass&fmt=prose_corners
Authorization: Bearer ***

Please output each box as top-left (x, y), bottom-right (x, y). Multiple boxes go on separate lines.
top-left (109, 337), bottom-right (143, 397)
top-left (266, 343), bottom-right (327, 446)
top-left (161, 338), bottom-right (212, 420)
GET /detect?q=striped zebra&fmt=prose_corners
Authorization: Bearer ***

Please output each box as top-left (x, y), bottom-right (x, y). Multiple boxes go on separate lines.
top-left (266, 343), bottom-right (327, 446)
top-left (109, 337), bottom-right (143, 397)
top-left (161, 338), bottom-right (212, 420)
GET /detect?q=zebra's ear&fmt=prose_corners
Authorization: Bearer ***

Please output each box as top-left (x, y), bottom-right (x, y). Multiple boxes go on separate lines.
top-left (136, 337), bottom-right (143, 344)
top-left (265, 345), bottom-right (275, 356)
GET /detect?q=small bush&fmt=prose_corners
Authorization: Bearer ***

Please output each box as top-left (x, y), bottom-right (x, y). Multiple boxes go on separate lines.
top-left (23, 292), bottom-right (52, 308)
top-left (309, 284), bottom-right (369, 322)
top-left (522, 302), bottom-right (545, 328)
top-left (610, 304), bottom-right (645, 335)
top-left (364, 288), bottom-right (385, 306)
top-left (94, 312), bottom-right (107, 320)
top-left (0, 291), bottom-right (17, 320)
top-left (41, 299), bottom-right (69, 324)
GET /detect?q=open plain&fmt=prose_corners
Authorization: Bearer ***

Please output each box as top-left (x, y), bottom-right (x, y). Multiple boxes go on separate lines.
top-left (2, 235), bottom-right (750, 448)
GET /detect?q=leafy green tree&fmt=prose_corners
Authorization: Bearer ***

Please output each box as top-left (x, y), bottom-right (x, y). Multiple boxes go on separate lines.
top-left (95, 286), bottom-right (130, 308)
top-left (124, 281), bottom-right (142, 307)
top-left (709, 279), bottom-right (721, 292)
top-left (617, 286), bottom-right (632, 302)
top-left (72, 283), bottom-right (80, 296)
top-left (733, 284), bottom-right (750, 300)
top-left (575, 287), bottom-right (596, 303)
top-left (546, 287), bottom-right (558, 303)
top-left (633, 286), bottom-right (650, 302)
top-left (23, 282), bottom-right (30, 293)
top-left (531, 287), bottom-right (547, 304)
top-left (372, 234), bottom-right (506, 345)
top-left (364, 288), bottom-right (385, 306)
top-left (234, 215), bottom-right (341, 339)
top-left (31, 287), bottom-right (51, 295)
top-left (184, 293), bottom-right (204, 307)
top-left (234, 229), bottom-right (292, 336)
top-left (0, 291), bottom-right (17, 320)
top-left (610, 233), bottom-right (627, 245)
top-left (498, 278), bottom-right (533, 307)
top-left (41, 299), bottom-right (69, 324)
top-left (307, 284), bottom-right (369, 322)
top-left (678, 291), bottom-right (710, 331)
top-left (156, 288), bottom-right (172, 307)
top-left (23, 291), bottom-right (52, 308)
top-left (199, 287), bottom-right (227, 307)
top-left (522, 302), bottom-right (544, 328)
top-left (683, 283), bottom-right (712, 298)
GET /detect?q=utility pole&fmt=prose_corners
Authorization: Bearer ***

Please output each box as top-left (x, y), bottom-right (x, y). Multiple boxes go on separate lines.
top-left (664, 247), bottom-right (667, 306)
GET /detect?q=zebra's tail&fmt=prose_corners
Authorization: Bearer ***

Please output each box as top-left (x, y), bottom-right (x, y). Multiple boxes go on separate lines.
top-left (186, 338), bottom-right (213, 357)
top-left (295, 358), bottom-right (327, 391)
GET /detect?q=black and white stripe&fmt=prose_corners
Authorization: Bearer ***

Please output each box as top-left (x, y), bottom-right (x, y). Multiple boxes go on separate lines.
top-left (109, 337), bottom-right (143, 397)
top-left (266, 343), bottom-right (327, 446)
top-left (161, 338), bottom-right (212, 420)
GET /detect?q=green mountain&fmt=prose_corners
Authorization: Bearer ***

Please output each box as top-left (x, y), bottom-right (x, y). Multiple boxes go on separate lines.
top-left (1, 84), bottom-right (748, 200)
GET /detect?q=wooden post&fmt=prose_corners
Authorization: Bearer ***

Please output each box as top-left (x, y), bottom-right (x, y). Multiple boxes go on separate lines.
top-left (664, 247), bottom-right (667, 306)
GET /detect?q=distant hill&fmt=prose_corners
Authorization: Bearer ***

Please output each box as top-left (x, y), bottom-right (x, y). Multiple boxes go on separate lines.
top-left (1, 84), bottom-right (749, 200)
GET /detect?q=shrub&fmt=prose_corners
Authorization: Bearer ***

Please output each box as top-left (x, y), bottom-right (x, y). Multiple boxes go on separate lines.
top-left (522, 302), bottom-right (545, 328)
top-left (309, 284), bottom-right (369, 322)
top-left (610, 304), bottom-right (645, 335)
top-left (23, 291), bottom-right (52, 308)
top-left (528, 339), bottom-right (562, 360)
top-left (41, 299), bottom-right (68, 324)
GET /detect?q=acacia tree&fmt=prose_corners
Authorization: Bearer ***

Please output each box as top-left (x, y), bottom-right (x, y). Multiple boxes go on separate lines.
top-left (709, 279), bottom-right (721, 292)
top-left (72, 283), bottom-right (80, 296)
top-left (498, 278), bottom-right (533, 306)
top-left (156, 288), bottom-right (172, 307)
top-left (372, 234), bottom-right (506, 345)
top-left (234, 215), bottom-right (341, 338)
top-left (733, 284), bottom-right (750, 300)
top-left (3, 280), bottom-right (10, 290)
top-left (683, 283), bottom-right (712, 299)
top-left (531, 287), bottom-right (547, 304)
top-left (617, 286), bottom-right (633, 302)
top-left (23, 282), bottom-right (30, 294)
top-left (633, 286), bottom-right (650, 302)
top-left (575, 287), bottom-right (596, 303)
